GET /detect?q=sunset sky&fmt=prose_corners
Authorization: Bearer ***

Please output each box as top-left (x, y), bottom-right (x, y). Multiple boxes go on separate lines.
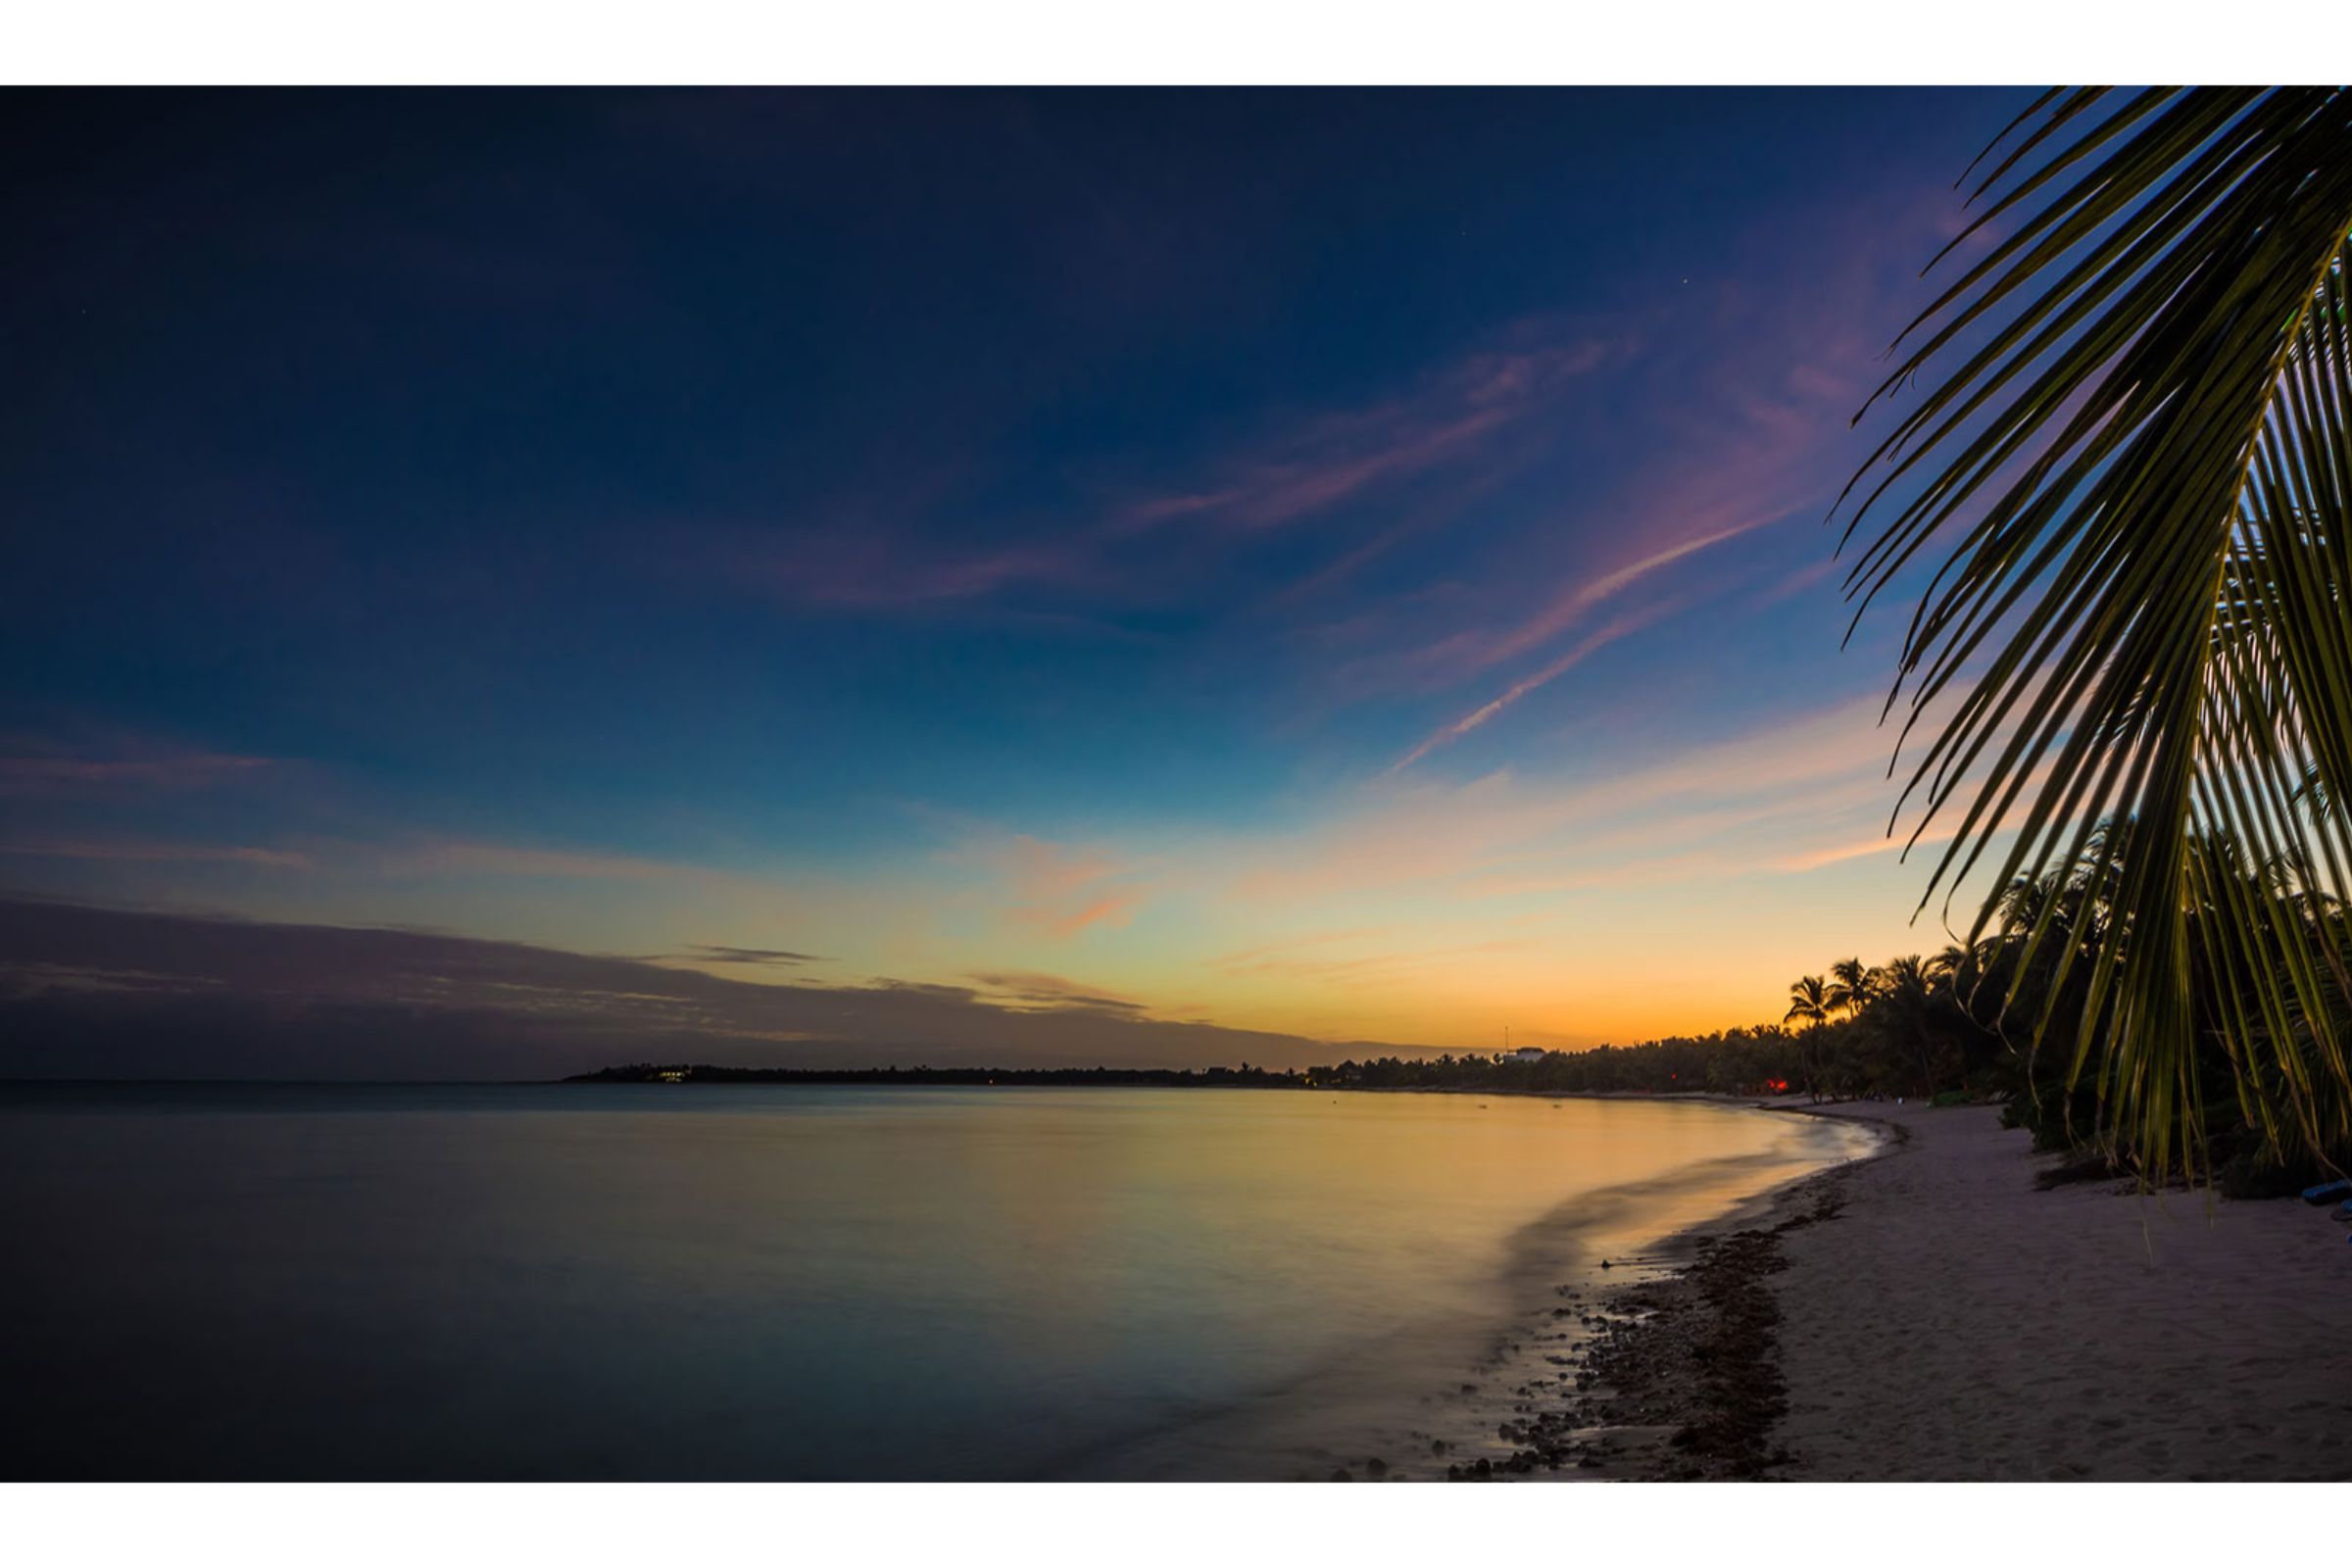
top-left (2, 88), bottom-right (2038, 1073)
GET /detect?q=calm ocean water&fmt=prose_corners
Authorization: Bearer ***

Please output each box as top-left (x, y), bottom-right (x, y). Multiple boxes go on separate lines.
top-left (0, 1084), bottom-right (1867, 1480)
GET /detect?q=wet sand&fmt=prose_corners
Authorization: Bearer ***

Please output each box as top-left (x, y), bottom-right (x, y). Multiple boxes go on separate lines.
top-left (1507, 1102), bottom-right (2352, 1481)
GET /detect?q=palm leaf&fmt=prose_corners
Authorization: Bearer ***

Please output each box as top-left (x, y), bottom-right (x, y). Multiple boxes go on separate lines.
top-left (1840, 87), bottom-right (2352, 1179)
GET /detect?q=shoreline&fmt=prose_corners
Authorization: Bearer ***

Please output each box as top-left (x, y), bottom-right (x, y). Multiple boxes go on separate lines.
top-left (1061, 1097), bottom-right (1868, 1482)
top-left (1421, 1102), bottom-right (1891, 1480)
top-left (1502, 1102), bottom-right (2352, 1482)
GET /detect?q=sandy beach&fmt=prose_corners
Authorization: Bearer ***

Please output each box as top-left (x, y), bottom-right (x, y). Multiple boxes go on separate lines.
top-left (1519, 1102), bottom-right (2352, 1481)
top-left (1769, 1103), bottom-right (2352, 1481)
top-left (1472, 1099), bottom-right (2352, 1480)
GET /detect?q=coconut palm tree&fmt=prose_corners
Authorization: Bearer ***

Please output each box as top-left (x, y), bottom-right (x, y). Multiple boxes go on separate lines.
top-left (1872, 955), bottom-right (1947, 1097)
top-left (1784, 974), bottom-right (1834, 1101)
top-left (1784, 974), bottom-right (1831, 1031)
top-left (1841, 87), bottom-right (2352, 1178)
top-left (1927, 943), bottom-right (1976, 988)
top-left (1827, 956), bottom-right (1881, 1018)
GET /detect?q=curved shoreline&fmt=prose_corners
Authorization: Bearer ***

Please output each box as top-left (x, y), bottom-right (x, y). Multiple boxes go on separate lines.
top-left (1056, 1098), bottom-right (1871, 1482)
top-left (1508, 1102), bottom-right (2352, 1482)
top-left (1299, 1099), bottom-right (1881, 1483)
top-left (1427, 1101), bottom-right (1893, 1480)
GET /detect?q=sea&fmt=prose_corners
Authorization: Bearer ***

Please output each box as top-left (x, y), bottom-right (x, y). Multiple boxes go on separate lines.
top-left (0, 1083), bottom-right (1871, 1480)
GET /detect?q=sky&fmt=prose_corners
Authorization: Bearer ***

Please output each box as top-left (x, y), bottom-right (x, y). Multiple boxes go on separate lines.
top-left (0, 88), bottom-right (2040, 1075)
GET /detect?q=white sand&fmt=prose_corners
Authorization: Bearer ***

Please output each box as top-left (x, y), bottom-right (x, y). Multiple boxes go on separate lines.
top-left (1773, 1103), bottom-right (2352, 1481)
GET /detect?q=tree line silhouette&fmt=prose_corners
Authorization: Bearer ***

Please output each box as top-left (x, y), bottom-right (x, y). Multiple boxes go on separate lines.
top-left (1770, 818), bottom-right (2348, 1191)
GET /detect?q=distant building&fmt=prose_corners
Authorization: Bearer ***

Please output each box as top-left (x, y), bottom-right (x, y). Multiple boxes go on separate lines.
top-left (1509, 1046), bottom-right (1547, 1064)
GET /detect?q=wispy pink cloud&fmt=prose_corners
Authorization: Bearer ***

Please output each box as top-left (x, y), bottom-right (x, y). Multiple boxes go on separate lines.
top-left (1754, 556), bottom-right (1842, 610)
top-left (985, 833), bottom-right (1149, 940)
top-left (1181, 409), bottom-right (1514, 531)
top-left (1474, 513), bottom-right (1788, 679)
top-left (728, 533), bottom-right (1101, 611)
top-left (700, 324), bottom-right (1619, 623)
top-left (1109, 329), bottom-right (1619, 537)
top-left (0, 740), bottom-right (273, 794)
top-left (0, 839), bottom-right (311, 869)
top-left (1408, 351), bottom-right (1872, 690)
top-left (1341, 219), bottom-right (1928, 760)
top-left (1385, 603), bottom-right (1677, 774)
top-left (378, 840), bottom-right (724, 885)
top-left (1014, 891), bottom-right (1144, 940)
top-left (1229, 692), bottom-right (1916, 906)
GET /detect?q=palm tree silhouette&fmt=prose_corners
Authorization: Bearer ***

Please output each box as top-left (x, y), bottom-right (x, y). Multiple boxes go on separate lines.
top-left (1841, 88), bottom-right (2352, 1176)
top-left (1784, 975), bottom-right (1831, 1031)
top-left (1827, 956), bottom-right (1880, 1019)
top-left (1785, 975), bottom-right (1833, 1101)
top-left (1927, 944), bottom-right (1975, 988)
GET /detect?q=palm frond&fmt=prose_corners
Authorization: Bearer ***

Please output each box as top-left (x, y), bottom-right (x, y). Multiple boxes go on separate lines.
top-left (1841, 87), bottom-right (2352, 1179)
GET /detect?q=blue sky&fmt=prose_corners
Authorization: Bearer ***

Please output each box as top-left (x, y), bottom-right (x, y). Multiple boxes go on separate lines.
top-left (2, 88), bottom-right (2039, 1064)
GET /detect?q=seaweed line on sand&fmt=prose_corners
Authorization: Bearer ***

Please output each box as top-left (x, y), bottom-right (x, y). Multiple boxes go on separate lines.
top-left (1442, 1113), bottom-right (1903, 1482)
